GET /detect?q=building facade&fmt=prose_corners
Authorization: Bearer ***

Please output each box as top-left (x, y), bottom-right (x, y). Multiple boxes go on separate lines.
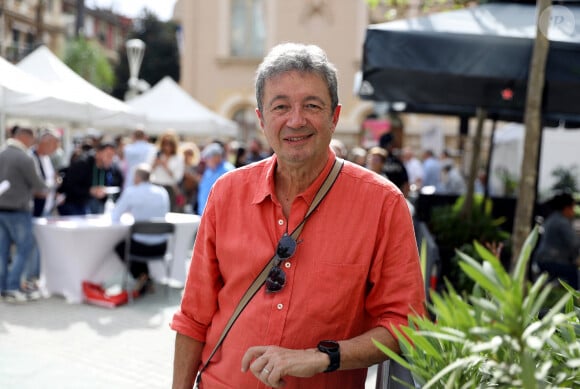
top-left (0, 0), bottom-right (65, 61)
top-left (0, 0), bottom-right (131, 63)
top-left (171, 0), bottom-right (489, 163)
top-left (173, 0), bottom-right (374, 146)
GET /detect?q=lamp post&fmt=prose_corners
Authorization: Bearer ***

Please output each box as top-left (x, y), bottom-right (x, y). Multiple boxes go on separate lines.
top-left (125, 38), bottom-right (146, 101)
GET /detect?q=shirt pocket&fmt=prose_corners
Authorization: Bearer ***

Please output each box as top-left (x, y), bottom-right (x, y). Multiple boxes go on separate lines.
top-left (304, 261), bottom-right (368, 333)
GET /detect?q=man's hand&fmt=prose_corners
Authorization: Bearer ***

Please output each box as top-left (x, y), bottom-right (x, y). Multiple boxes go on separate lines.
top-left (89, 186), bottom-right (107, 199)
top-left (241, 345), bottom-right (328, 388)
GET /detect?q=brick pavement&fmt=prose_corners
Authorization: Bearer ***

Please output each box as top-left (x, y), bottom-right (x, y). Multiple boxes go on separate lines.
top-left (0, 287), bottom-right (378, 389)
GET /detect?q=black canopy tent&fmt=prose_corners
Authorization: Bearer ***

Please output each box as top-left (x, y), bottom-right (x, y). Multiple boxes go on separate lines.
top-left (360, 1), bottom-right (580, 125)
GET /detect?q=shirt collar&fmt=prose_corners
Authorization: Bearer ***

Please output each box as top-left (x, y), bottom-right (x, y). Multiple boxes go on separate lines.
top-left (251, 148), bottom-right (337, 207)
top-left (6, 138), bottom-right (29, 152)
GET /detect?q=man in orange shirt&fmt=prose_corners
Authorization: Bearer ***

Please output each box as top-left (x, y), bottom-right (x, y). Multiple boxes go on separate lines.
top-left (171, 43), bottom-right (425, 388)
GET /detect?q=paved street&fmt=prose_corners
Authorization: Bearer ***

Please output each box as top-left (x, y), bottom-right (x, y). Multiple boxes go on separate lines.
top-left (0, 287), bottom-right (182, 389)
top-left (0, 286), bottom-right (378, 389)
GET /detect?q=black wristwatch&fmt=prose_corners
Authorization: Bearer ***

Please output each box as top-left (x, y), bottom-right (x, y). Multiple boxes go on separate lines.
top-left (317, 340), bottom-right (340, 373)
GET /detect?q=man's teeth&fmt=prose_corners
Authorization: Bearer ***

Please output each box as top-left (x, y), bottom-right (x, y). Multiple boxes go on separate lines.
top-left (288, 136), bottom-right (307, 141)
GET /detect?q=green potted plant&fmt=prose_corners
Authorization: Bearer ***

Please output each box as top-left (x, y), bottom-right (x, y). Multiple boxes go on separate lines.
top-left (375, 227), bottom-right (580, 388)
top-left (429, 195), bottom-right (510, 294)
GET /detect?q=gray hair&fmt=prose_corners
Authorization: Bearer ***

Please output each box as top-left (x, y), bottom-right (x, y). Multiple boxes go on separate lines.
top-left (134, 163), bottom-right (151, 182)
top-left (255, 43), bottom-right (339, 114)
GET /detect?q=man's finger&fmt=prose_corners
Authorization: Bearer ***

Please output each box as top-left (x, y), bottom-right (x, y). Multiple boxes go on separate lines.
top-left (240, 346), bottom-right (267, 372)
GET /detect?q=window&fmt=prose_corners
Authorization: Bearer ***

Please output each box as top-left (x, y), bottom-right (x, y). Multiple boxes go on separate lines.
top-left (233, 106), bottom-right (259, 142)
top-left (230, 0), bottom-right (265, 58)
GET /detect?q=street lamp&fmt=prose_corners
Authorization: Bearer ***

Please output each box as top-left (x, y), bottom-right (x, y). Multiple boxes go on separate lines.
top-left (125, 38), bottom-right (148, 101)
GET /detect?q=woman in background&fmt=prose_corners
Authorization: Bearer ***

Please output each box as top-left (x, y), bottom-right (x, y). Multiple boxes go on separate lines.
top-left (150, 130), bottom-right (184, 212)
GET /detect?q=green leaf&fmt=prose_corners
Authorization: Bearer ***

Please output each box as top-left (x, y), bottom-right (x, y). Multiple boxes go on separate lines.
top-left (473, 240), bottom-right (510, 288)
top-left (541, 291), bottom-right (574, 326)
top-left (423, 356), bottom-right (483, 389)
top-left (458, 259), bottom-right (504, 300)
top-left (372, 338), bottom-right (411, 370)
top-left (513, 226), bottom-right (539, 287)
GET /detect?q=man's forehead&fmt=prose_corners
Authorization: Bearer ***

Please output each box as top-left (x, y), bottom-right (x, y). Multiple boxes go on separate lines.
top-left (263, 73), bottom-right (330, 103)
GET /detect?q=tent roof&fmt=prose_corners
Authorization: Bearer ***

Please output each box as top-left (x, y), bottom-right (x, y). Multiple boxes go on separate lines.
top-left (0, 55), bottom-right (83, 116)
top-left (1, 56), bottom-right (89, 144)
top-left (16, 46), bottom-right (142, 128)
top-left (125, 76), bottom-right (238, 137)
top-left (377, 2), bottom-right (578, 42)
top-left (361, 2), bottom-right (580, 123)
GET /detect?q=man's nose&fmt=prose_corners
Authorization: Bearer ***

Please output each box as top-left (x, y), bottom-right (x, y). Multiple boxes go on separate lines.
top-left (286, 107), bottom-right (307, 128)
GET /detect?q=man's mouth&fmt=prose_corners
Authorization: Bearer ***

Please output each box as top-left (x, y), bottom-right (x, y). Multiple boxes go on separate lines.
top-left (285, 134), bottom-right (311, 142)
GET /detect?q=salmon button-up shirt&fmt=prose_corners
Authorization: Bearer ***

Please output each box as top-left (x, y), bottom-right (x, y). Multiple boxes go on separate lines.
top-left (171, 151), bottom-right (425, 389)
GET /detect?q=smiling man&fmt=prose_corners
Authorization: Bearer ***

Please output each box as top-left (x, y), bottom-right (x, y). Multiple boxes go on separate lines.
top-left (171, 43), bottom-right (425, 389)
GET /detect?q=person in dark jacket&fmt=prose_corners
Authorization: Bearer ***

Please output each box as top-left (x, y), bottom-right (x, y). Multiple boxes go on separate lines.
top-left (57, 142), bottom-right (123, 215)
top-left (533, 192), bottom-right (580, 289)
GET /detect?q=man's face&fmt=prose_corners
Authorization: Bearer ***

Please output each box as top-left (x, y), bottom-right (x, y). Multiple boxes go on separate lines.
top-left (38, 137), bottom-right (58, 156)
top-left (205, 154), bottom-right (221, 169)
top-left (97, 147), bottom-right (116, 169)
top-left (18, 132), bottom-right (35, 148)
top-left (256, 70), bottom-right (340, 167)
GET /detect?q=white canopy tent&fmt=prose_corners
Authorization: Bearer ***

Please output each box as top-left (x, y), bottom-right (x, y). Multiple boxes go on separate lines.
top-left (17, 46), bottom-right (143, 129)
top-left (490, 123), bottom-right (580, 198)
top-left (0, 56), bottom-right (86, 145)
top-left (122, 76), bottom-right (238, 138)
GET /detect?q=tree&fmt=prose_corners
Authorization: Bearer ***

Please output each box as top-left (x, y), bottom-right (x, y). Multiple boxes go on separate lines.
top-left (511, 0), bottom-right (551, 266)
top-left (111, 10), bottom-right (180, 100)
top-left (63, 36), bottom-right (115, 92)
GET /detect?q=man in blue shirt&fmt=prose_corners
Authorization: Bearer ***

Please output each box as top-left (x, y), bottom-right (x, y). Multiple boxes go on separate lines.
top-left (112, 163), bottom-right (170, 295)
top-left (197, 143), bottom-right (235, 214)
top-left (123, 127), bottom-right (157, 188)
top-left (422, 149), bottom-right (442, 189)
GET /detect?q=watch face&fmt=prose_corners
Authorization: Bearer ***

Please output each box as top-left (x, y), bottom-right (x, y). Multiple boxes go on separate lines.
top-left (319, 340), bottom-right (339, 350)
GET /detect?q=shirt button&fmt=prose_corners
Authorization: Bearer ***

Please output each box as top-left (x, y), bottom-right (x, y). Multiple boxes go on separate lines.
top-left (277, 303), bottom-right (284, 310)
top-left (278, 219), bottom-right (284, 226)
top-left (284, 262), bottom-right (291, 269)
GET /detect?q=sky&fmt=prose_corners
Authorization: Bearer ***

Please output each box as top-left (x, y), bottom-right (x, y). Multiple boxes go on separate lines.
top-left (86, 0), bottom-right (178, 21)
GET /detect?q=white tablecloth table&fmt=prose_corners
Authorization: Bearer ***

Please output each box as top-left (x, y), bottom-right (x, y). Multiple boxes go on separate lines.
top-left (33, 213), bottom-right (200, 303)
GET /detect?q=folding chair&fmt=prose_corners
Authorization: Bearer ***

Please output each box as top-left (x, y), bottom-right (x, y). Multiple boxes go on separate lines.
top-left (123, 219), bottom-right (175, 303)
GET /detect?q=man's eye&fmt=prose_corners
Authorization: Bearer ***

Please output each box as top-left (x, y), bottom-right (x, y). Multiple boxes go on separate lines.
top-left (305, 104), bottom-right (322, 110)
top-left (273, 105), bottom-right (288, 111)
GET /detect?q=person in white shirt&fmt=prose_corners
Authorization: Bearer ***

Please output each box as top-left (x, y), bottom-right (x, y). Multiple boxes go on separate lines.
top-left (31, 129), bottom-right (60, 217)
top-left (24, 129), bottom-right (60, 299)
top-left (150, 131), bottom-right (185, 212)
top-left (112, 163), bottom-right (170, 295)
top-left (401, 147), bottom-right (424, 192)
top-left (123, 127), bottom-right (157, 188)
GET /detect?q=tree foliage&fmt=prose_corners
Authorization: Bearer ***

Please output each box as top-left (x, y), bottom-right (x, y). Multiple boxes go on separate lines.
top-left (111, 9), bottom-right (180, 100)
top-left (64, 36), bottom-right (115, 92)
top-left (367, 0), bottom-right (474, 21)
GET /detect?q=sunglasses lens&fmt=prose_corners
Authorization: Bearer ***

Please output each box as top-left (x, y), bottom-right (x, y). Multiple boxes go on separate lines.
top-left (277, 234), bottom-right (296, 259)
top-left (266, 267), bottom-right (286, 293)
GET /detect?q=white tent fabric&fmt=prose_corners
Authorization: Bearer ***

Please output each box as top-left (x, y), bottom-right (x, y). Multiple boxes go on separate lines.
top-left (16, 46), bottom-right (143, 129)
top-left (0, 56), bottom-right (85, 143)
top-left (123, 76), bottom-right (238, 137)
top-left (490, 123), bottom-right (580, 197)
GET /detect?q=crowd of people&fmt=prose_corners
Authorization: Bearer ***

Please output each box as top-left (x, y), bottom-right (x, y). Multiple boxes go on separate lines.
top-left (0, 111), bottom-right (472, 305)
top-left (0, 124), bottom-right (273, 303)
